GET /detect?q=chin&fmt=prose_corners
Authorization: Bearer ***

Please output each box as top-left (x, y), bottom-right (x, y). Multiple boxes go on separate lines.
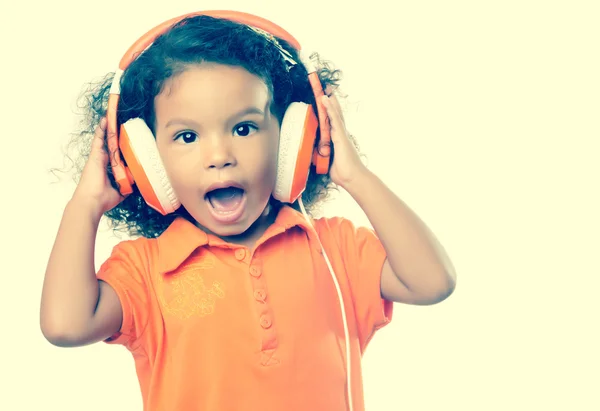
top-left (182, 194), bottom-right (272, 239)
top-left (190, 209), bottom-right (263, 239)
top-left (208, 221), bottom-right (254, 237)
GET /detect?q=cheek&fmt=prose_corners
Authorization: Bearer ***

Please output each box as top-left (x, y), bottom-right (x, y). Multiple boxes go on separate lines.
top-left (260, 136), bottom-right (280, 177)
top-left (158, 149), bottom-right (192, 193)
top-left (265, 128), bottom-right (280, 167)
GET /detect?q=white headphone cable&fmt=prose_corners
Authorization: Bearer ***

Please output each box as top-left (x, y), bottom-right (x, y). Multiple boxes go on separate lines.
top-left (297, 197), bottom-right (354, 411)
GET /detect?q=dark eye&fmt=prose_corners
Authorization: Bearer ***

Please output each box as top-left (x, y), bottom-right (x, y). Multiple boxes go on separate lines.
top-left (233, 123), bottom-right (258, 137)
top-left (175, 131), bottom-right (197, 144)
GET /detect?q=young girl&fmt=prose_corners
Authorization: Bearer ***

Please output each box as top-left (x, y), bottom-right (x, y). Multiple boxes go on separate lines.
top-left (41, 10), bottom-right (456, 411)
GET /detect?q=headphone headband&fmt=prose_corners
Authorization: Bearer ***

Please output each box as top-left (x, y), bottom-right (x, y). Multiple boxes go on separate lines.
top-left (106, 10), bottom-right (330, 196)
top-left (117, 11), bottom-right (302, 71)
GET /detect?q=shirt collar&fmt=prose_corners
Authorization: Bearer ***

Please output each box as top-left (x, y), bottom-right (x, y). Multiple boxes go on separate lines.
top-left (157, 204), bottom-right (314, 274)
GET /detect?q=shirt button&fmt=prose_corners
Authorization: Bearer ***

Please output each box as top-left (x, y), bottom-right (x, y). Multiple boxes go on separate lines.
top-left (249, 266), bottom-right (262, 277)
top-left (254, 289), bottom-right (266, 302)
top-left (235, 249), bottom-right (246, 261)
top-left (260, 315), bottom-right (272, 329)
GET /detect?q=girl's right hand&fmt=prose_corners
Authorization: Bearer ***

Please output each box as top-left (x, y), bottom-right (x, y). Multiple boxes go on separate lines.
top-left (71, 117), bottom-right (125, 218)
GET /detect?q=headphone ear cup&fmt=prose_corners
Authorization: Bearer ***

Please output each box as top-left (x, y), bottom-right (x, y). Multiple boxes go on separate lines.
top-left (273, 102), bottom-right (319, 203)
top-left (119, 119), bottom-right (181, 215)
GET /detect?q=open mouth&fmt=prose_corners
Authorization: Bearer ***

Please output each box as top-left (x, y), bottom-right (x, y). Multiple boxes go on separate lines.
top-left (206, 187), bottom-right (244, 211)
top-left (205, 186), bottom-right (247, 223)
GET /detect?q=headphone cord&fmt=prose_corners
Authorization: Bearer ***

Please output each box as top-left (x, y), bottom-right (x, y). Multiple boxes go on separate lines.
top-left (297, 198), bottom-right (354, 411)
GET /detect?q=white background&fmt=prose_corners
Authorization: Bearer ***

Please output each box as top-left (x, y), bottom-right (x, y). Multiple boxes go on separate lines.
top-left (1, 0), bottom-right (599, 410)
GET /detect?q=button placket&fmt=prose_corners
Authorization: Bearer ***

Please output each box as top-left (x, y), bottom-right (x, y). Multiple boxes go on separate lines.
top-left (248, 254), bottom-right (278, 358)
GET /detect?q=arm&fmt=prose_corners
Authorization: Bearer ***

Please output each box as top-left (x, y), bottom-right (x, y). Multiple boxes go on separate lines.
top-left (40, 118), bottom-right (125, 347)
top-left (321, 93), bottom-right (456, 305)
top-left (345, 170), bottom-right (456, 305)
top-left (40, 198), bottom-right (123, 347)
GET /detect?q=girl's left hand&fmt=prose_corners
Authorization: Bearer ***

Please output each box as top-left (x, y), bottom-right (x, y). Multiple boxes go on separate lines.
top-left (320, 89), bottom-right (368, 189)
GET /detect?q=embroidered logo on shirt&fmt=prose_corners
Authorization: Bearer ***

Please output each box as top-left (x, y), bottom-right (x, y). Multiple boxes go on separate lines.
top-left (158, 255), bottom-right (225, 319)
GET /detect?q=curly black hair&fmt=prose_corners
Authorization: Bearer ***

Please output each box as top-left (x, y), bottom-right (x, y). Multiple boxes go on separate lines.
top-left (60, 15), bottom-right (361, 238)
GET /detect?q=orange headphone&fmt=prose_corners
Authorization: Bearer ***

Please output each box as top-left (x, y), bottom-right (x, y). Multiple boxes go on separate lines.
top-left (105, 10), bottom-right (332, 215)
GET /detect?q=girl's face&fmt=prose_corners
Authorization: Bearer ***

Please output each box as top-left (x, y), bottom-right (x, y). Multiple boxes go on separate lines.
top-left (154, 63), bottom-right (280, 242)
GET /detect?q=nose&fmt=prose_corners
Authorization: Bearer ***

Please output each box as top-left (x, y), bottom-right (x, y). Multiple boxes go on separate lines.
top-left (203, 134), bottom-right (236, 170)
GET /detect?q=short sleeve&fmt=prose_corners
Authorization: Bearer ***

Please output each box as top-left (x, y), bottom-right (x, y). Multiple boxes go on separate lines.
top-left (96, 239), bottom-right (152, 349)
top-left (317, 217), bottom-right (393, 352)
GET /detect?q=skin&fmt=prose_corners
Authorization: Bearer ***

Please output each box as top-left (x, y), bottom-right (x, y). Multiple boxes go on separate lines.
top-left (320, 92), bottom-right (457, 305)
top-left (40, 62), bottom-right (456, 348)
top-left (154, 64), bottom-right (280, 246)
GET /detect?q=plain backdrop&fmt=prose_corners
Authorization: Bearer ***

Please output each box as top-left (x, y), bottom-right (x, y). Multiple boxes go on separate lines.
top-left (1, 0), bottom-right (599, 410)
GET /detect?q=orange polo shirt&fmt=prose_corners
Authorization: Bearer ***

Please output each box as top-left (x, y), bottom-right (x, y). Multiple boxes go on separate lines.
top-left (96, 205), bottom-right (393, 411)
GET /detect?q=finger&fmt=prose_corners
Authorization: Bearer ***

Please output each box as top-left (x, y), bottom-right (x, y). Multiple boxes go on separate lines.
top-left (324, 84), bottom-right (338, 96)
top-left (321, 96), bottom-right (347, 141)
top-left (323, 85), bottom-right (345, 117)
top-left (90, 118), bottom-right (108, 162)
top-left (322, 96), bottom-right (344, 128)
top-left (92, 117), bottom-right (107, 145)
top-left (328, 91), bottom-right (344, 119)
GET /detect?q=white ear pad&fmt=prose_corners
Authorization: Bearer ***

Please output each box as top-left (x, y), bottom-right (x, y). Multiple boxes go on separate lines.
top-left (273, 102), bottom-right (312, 203)
top-left (121, 118), bottom-right (180, 215)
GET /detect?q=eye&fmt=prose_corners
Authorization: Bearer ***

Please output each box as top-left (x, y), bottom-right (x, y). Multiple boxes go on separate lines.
top-left (233, 123), bottom-right (258, 137)
top-left (174, 131), bottom-right (198, 144)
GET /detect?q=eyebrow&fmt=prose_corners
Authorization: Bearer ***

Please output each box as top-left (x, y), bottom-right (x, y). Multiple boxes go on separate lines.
top-left (164, 107), bottom-right (266, 129)
top-left (231, 106), bottom-right (265, 119)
